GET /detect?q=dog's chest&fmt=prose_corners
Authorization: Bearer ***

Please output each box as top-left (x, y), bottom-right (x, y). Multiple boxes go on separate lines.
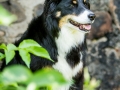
top-left (53, 27), bottom-right (84, 89)
top-left (52, 54), bottom-right (83, 90)
top-left (53, 55), bottom-right (83, 80)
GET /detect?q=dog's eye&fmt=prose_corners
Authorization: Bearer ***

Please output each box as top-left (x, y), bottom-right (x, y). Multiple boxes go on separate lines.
top-left (84, 2), bottom-right (88, 6)
top-left (69, 4), bottom-right (75, 8)
top-left (70, 4), bottom-right (74, 8)
top-left (83, 1), bottom-right (90, 9)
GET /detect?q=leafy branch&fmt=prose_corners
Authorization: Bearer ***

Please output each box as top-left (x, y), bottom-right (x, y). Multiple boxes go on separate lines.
top-left (0, 65), bottom-right (69, 90)
top-left (0, 39), bottom-right (69, 90)
top-left (0, 39), bottom-right (53, 68)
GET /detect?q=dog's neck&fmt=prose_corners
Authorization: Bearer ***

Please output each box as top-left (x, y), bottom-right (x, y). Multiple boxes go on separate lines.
top-left (55, 25), bottom-right (86, 57)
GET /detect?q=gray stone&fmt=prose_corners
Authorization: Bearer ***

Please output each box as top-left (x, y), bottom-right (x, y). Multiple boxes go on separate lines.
top-left (109, 0), bottom-right (120, 30)
top-left (87, 11), bottom-right (112, 40)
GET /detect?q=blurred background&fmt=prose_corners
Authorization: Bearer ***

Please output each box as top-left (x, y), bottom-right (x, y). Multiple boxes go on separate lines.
top-left (0, 0), bottom-right (120, 90)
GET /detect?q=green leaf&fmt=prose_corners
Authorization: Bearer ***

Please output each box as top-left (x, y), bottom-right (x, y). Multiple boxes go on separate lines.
top-left (0, 73), bottom-right (2, 83)
top-left (27, 46), bottom-right (53, 62)
top-left (4, 44), bottom-right (17, 64)
top-left (0, 84), bottom-right (26, 90)
top-left (19, 39), bottom-right (41, 49)
top-left (0, 43), bottom-right (7, 50)
top-left (0, 85), bottom-right (17, 90)
top-left (26, 68), bottom-right (69, 90)
top-left (19, 49), bottom-right (31, 68)
top-left (7, 44), bottom-right (17, 51)
top-left (1, 65), bottom-right (33, 84)
top-left (18, 39), bottom-right (53, 63)
top-left (5, 50), bottom-right (15, 64)
top-left (84, 67), bottom-right (90, 85)
top-left (90, 78), bottom-right (101, 89)
top-left (0, 5), bottom-right (17, 26)
top-left (0, 52), bottom-right (5, 60)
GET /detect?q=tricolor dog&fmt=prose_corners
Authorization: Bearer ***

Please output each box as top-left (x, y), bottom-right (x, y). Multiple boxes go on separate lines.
top-left (1, 0), bottom-right (95, 90)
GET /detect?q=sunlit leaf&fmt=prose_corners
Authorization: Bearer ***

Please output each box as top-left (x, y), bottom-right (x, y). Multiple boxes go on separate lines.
top-left (27, 46), bottom-right (53, 62)
top-left (0, 43), bottom-right (7, 50)
top-left (84, 67), bottom-right (90, 85)
top-left (5, 50), bottom-right (15, 64)
top-left (26, 68), bottom-right (69, 90)
top-left (19, 40), bottom-right (41, 49)
top-left (7, 44), bottom-right (17, 51)
top-left (0, 5), bottom-right (17, 26)
top-left (1, 65), bottom-right (33, 84)
top-left (83, 67), bottom-right (101, 90)
top-left (90, 78), bottom-right (101, 88)
top-left (0, 85), bottom-right (17, 90)
top-left (0, 52), bottom-right (5, 60)
top-left (18, 39), bottom-right (53, 63)
top-left (4, 44), bottom-right (17, 64)
top-left (19, 49), bottom-right (31, 68)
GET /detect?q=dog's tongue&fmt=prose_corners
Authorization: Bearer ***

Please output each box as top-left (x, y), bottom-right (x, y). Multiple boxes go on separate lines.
top-left (82, 24), bottom-right (91, 30)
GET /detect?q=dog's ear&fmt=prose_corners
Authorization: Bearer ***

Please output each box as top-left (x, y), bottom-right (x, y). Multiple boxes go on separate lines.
top-left (43, 0), bottom-right (61, 15)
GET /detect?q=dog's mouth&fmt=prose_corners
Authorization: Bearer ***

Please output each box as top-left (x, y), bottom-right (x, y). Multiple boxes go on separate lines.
top-left (69, 19), bottom-right (91, 32)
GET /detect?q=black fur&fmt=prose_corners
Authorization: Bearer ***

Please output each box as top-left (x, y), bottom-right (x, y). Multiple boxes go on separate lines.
top-left (1, 0), bottom-right (95, 90)
top-left (66, 43), bottom-right (87, 68)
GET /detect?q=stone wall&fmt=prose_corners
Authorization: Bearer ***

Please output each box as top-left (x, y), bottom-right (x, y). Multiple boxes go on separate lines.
top-left (0, 0), bottom-right (45, 43)
top-left (0, 0), bottom-right (120, 90)
top-left (87, 0), bottom-right (120, 90)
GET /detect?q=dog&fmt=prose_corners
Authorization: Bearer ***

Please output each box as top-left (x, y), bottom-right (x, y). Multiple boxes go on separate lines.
top-left (1, 0), bottom-right (95, 90)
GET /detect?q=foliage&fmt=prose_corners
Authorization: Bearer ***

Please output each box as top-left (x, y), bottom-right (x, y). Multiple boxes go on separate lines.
top-left (0, 5), bottom-right (71, 90)
top-left (0, 5), bottom-right (17, 26)
top-left (0, 5), bottom-right (100, 90)
top-left (0, 65), bottom-right (68, 90)
top-left (0, 39), bottom-right (53, 67)
top-left (84, 67), bottom-right (101, 90)
top-left (0, 39), bottom-right (69, 90)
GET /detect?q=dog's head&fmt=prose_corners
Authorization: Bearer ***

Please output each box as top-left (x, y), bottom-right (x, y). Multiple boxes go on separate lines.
top-left (43, 0), bottom-right (95, 36)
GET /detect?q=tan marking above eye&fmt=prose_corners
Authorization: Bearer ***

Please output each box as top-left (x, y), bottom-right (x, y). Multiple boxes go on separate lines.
top-left (73, 0), bottom-right (77, 4)
top-left (56, 11), bottom-right (61, 17)
top-left (84, 0), bottom-right (86, 3)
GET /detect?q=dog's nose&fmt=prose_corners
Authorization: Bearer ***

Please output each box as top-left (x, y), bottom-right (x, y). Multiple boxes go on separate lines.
top-left (88, 14), bottom-right (96, 21)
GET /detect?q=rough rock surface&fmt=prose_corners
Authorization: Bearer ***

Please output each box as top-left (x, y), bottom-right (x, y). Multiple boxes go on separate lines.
top-left (0, 0), bottom-right (45, 43)
top-left (0, 0), bottom-right (120, 90)
top-left (109, 0), bottom-right (120, 30)
top-left (87, 11), bottom-right (112, 40)
top-left (86, 27), bottom-right (120, 90)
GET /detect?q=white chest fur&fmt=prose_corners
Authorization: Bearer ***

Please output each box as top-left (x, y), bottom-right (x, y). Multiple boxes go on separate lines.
top-left (52, 26), bottom-right (85, 90)
top-left (53, 58), bottom-right (83, 90)
top-left (52, 53), bottom-right (83, 90)
top-left (53, 55), bottom-right (83, 80)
